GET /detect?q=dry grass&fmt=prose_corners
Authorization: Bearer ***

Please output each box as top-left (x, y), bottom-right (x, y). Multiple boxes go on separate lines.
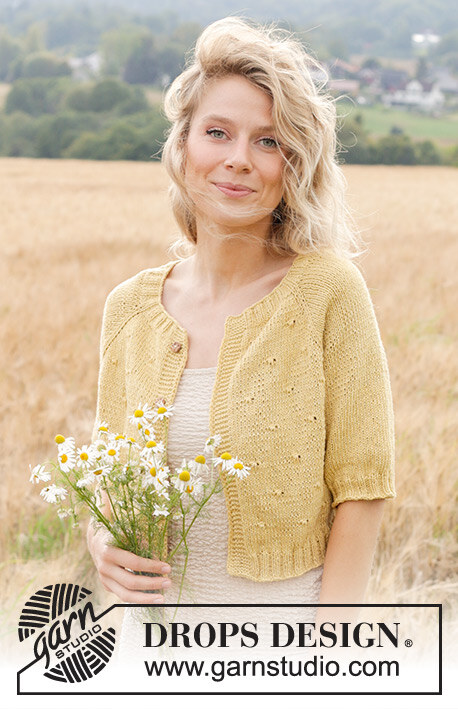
top-left (0, 159), bottom-right (456, 650)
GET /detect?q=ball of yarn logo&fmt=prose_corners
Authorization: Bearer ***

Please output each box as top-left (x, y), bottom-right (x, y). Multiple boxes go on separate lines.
top-left (18, 582), bottom-right (116, 683)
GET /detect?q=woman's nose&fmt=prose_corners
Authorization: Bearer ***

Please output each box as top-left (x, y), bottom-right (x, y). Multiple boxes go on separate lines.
top-left (224, 138), bottom-right (252, 171)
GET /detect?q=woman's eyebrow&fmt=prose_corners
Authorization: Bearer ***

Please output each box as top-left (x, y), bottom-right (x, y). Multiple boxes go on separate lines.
top-left (200, 114), bottom-right (276, 133)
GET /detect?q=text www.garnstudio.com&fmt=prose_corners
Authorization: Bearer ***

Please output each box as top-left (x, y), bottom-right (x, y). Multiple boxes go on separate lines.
top-left (143, 656), bottom-right (399, 682)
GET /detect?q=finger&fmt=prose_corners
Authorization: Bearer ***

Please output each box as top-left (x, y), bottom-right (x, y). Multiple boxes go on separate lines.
top-left (98, 558), bottom-right (168, 592)
top-left (116, 568), bottom-right (172, 592)
top-left (103, 577), bottom-right (165, 604)
top-left (104, 546), bottom-right (171, 575)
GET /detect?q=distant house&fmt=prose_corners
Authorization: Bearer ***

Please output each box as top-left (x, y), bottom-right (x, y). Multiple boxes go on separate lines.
top-left (330, 58), bottom-right (360, 79)
top-left (380, 68), bottom-right (409, 91)
top-left (328, 79), bottom-right (361, 97)
top-left (382, 80), bottom-right (445, 113)
top-left (432, 69), bottom-right (458, 97)
top-left (411, 31), bottom-right (440, 48)
top-left (68, 53), bottom-right (102, 81)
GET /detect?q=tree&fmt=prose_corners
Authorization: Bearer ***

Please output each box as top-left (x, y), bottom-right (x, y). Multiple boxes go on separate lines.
top-left (4, 78), bottom-right (70, 116)
top-left (100, 25), bottom-right (153, 77)
top-left (375, 134), bottom-right (416, 165)
top-left (0, 30), bottom-right (22, 81)
top-left (0, 111), bottom-right (40, 157)
top-left (414, 140), bottom-right (441, 165)
top-left (123, 36), bottom-right (158, 85)
top-left (35, 112), bottom-right (100, 158)
top-left (337, 112), bottom-right (372, 164)
top-left (155, 45), bottom-right (184, 84)
top-left (21, 52), bottom-right (72, 79)
top-left (24, 23), bottom-right (46, 54)
top-left (415, 56), bottom-right (429, 83)
top-left (89, 78), bottom-right (131, 112)
top-left (361, 57), bottom-right (381, 70)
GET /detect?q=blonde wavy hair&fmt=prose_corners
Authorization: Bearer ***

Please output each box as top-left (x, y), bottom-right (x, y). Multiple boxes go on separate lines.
top-left (162, 16), bottom-right (364, 260)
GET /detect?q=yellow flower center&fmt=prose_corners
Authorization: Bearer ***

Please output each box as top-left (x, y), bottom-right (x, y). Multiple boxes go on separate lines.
top-left (234, 462), bottom-right (243, 470)
top-left (128, 437), bottom-right (136, 443)
top-left (134, 409), bottom-right (144, 418)
top-left (179, 470), bottom-right (191, 482)
top-left (55, 435), bottom-right (65, 444)
top-left (157, 406), bottom-right (167, 414)
top-left (144, 428), bottom-right (150, 436)
top-left (146, 441), bottom-right (156, 448)
top-left (98, 426), bottom-right (108, 432)
top-left (108, 449), bottom-right (116, 456)
top-left (115, 434), bottom-right (125, 440)
top-left (137, 422), bottom-right (142, 430)
top-left (94, 469), bottom-right (103, 476)
top-left (195, 455), bottom-right (206, 464)
top-left (60, 453), bottom-right (68, 463)
top-left (149, 467), bottom-right (156, 477)
top-left (186, 485), bottom-right (194, 493)
top-left (221, 452), bottom-right (232, 460)
top-left (80, 452), bottom-right (89, 461)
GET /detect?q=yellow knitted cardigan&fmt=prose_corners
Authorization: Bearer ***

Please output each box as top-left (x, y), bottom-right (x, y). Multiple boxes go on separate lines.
top-left (93, 249), bottom-right (395, 582)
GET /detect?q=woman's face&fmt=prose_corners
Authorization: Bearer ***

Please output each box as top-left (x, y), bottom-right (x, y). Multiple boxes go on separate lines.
top-left (184, 75), bottom-right (285, 236)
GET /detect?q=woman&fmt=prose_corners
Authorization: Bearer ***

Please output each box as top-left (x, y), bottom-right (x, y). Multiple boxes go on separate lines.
top-left (87, 17), bottom-right (395, 633)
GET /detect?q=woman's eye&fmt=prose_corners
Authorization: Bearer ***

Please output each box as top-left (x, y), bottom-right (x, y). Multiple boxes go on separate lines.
top-left (259, 137), bottom-right (279, 149)
top-left (206, 129), bottom-right (226, 139)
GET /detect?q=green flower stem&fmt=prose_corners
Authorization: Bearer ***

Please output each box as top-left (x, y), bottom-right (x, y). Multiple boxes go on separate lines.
top-left (170, 546), bottom-right (189, 624)
top-left (103, 481), bottom-right (122, 526)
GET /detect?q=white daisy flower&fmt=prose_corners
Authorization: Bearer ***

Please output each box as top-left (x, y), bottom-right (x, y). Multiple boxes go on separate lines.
top-left (76, 472), bottom-right (100, 488)
top-left (143, 464), bottom-right (170, 491)
top-left (152, 401), bottom-right (175, 423)
top-left (191, 454), bottom-right (209, 477)
top-left (226, 457), bottom-right (251, 480)
top-left (128, 403), bottom-right (154, 428)
top-left (57, 448), bottom-right (76, 473)
top-left (125, 436), bottom-right (141, 450)
top-left (54, 435), bottom-right (76, 453)
top-left (101, 444), bottom-right (121, 464)
top-left (140, 439), bottom-right (165, 465)
top-left (40, 484), bottom-right (68, 504)
top-left (153, 504), bottom-right (170, 517)
top-left (76, 444), bottom-right (97, 471)
top-left (96, 422), bottom-right (110, 434)
top-left (29, 464), bottom-right (51, 484)
top-left (183, 476), bottom-right (203, 496)
top-left (173, 463), bottom-right (199, 494)
top-left (213, 451), bottom-right (234, 472)
top-left (204, 434), bottom-right (222, 454)
top-left (89, 460), bottom-right (110, 478)
top-left (57, 508), bottom-right (71, 519)
top-left (138, 424), bottom-right (155, 440)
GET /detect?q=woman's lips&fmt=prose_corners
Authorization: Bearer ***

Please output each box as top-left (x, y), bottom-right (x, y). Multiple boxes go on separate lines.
top-left (213, 183), bottom-right (255, 198)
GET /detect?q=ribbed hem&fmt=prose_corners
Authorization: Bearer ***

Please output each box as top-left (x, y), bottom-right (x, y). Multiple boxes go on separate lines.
top-left (226, 532), bottom-right (329, 582)
top-left (330, 476), bottom-right (396, 509)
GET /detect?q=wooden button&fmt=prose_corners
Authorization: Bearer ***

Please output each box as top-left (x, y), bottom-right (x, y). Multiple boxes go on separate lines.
top-left (170, 341), bottom-right (183, 353)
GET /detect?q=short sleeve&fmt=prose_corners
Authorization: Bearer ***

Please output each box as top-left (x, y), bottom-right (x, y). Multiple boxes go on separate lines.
top-left (323, 262), bottom-right (395, 507)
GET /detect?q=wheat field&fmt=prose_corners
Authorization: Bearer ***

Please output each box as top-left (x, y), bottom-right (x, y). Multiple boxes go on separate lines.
top-left (1, 158), bottom-right (457, 651)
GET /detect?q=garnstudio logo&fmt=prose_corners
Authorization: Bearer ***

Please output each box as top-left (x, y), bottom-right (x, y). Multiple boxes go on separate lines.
top-left (18, 583), bottom-right (116, 683)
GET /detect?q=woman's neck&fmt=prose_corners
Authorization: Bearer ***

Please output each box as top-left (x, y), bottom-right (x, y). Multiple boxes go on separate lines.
top-left (190, 217), bottom-right (291, 301)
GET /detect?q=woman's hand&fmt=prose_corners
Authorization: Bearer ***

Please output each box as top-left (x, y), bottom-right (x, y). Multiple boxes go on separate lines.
top-left (87, 521), bottom-right (171, 603)
top-left (315, 499), bottom-right (386, 625)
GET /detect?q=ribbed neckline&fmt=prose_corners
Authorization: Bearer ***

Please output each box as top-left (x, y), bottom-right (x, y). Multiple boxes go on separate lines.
top-left (156, 253), bottom-right (306, 333)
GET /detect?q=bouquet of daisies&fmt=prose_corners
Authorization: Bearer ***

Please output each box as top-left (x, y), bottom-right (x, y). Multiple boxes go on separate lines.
top-left (30, 399), bottom-right (250, 602)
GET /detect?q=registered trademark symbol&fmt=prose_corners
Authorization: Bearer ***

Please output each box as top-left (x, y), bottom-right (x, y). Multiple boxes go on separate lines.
top-left (404, 638), bottom-right (413, 647)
